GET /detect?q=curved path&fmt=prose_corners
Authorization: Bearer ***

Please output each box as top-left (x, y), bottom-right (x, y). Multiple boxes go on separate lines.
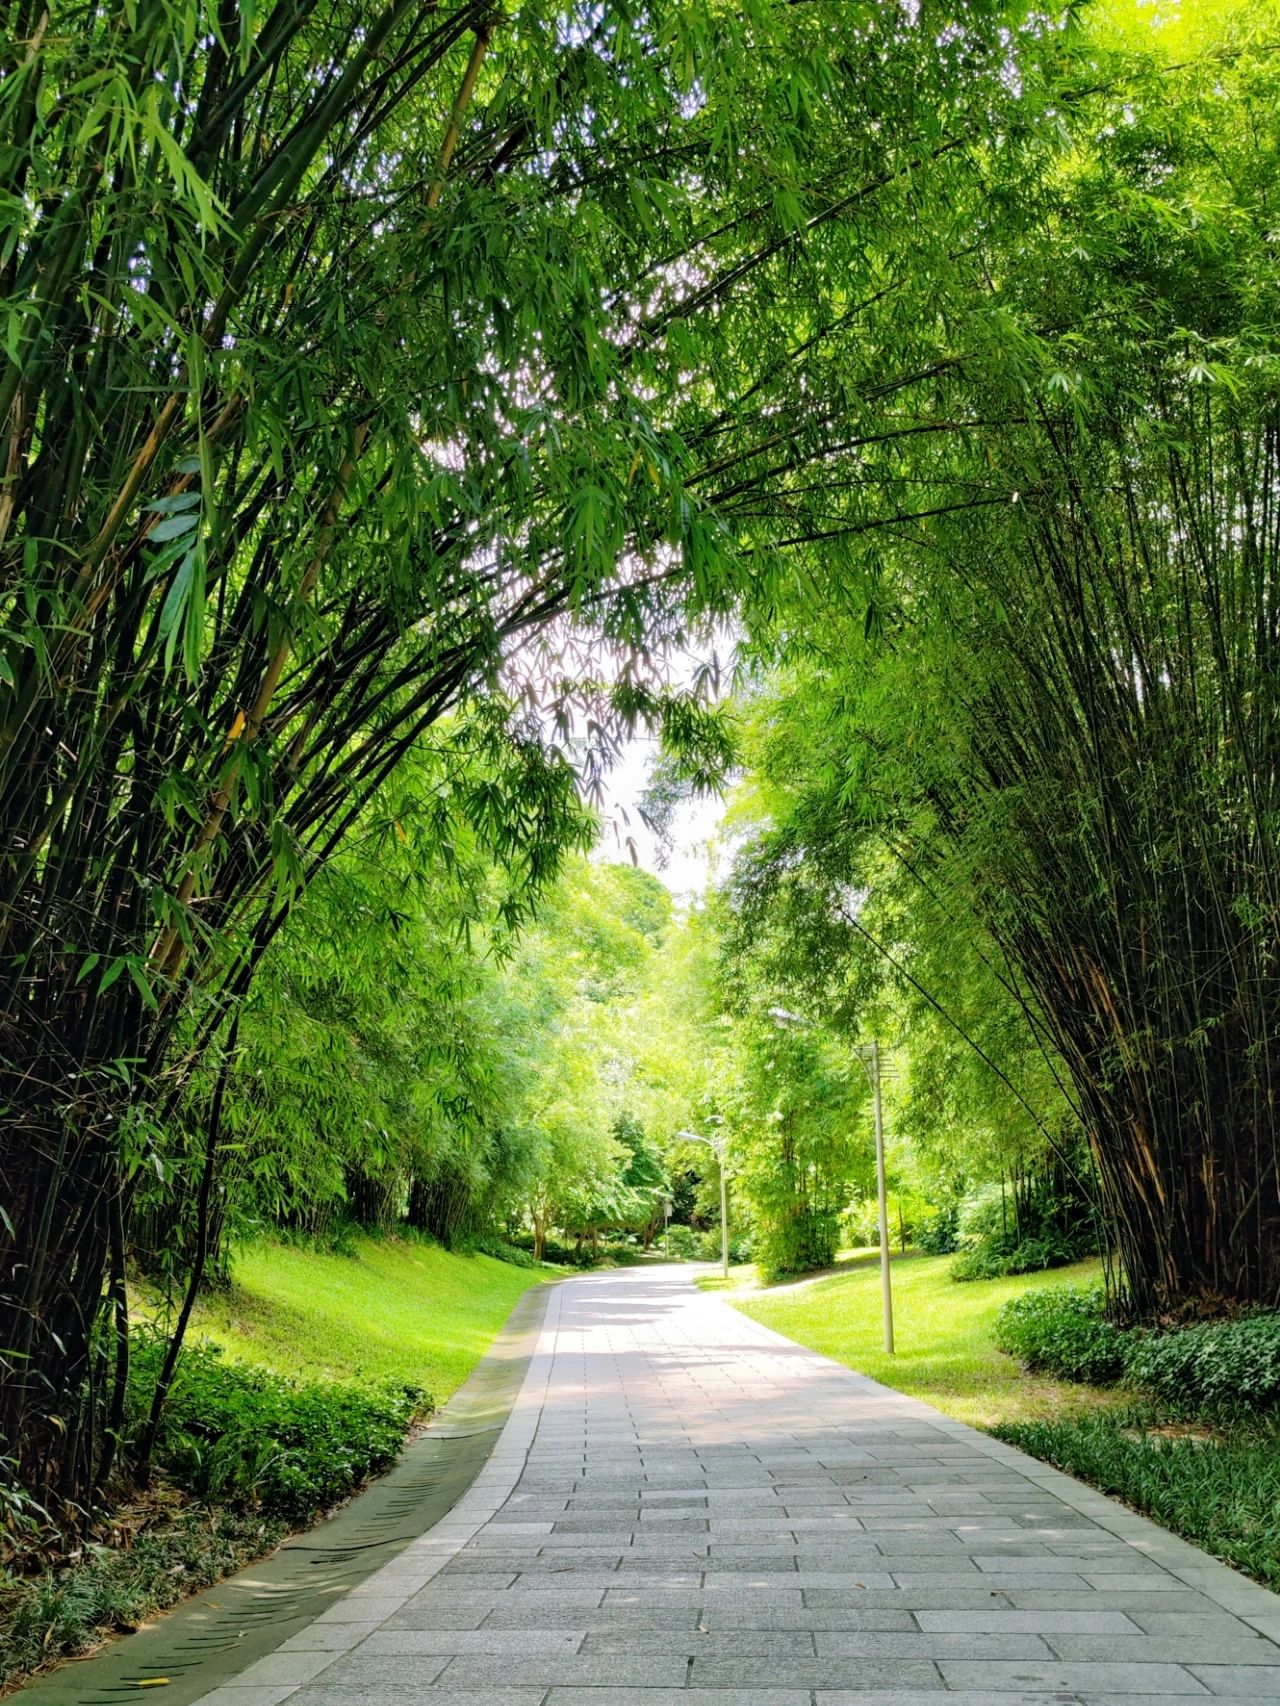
top-left (199, 1264), bottom-right (1280, 1705)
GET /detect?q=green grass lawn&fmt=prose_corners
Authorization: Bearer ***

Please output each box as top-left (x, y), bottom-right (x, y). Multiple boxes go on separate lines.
top-left (711, 1249), bottom-right (1117, 1428)
top-left (186, 1235), bottom-right (550, 1404)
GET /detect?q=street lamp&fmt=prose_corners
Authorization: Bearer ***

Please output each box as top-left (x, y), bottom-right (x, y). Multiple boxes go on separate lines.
top-left (676, 1123), bottom-right (730, 1279)
top-left (768, 1007), bottom-right (895, 1354)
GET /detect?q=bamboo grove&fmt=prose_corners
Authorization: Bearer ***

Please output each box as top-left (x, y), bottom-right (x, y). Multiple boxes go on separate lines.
top-left (716, 5), bottom-right (1280, 1319)
top-left (4, 0), bottom-right (1280, 1517)
top-left (0, 0), bottom-right (1026, 1509)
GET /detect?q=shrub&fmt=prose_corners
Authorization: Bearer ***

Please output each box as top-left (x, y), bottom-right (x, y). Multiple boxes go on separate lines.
top-left (915, 1207), bottom-right (960, 1255)
top-left (128, 1334), bottom-right (422, 1520)
top-left (949, 1174), bottom-right (1098, 1282)
top-left (994, 1285), bottom-right (1128, 1384)
top-left (951, 1225), bottom-right (1094, 1281)
top-left (662, 1224), bottom-right (701, 1259)
top-left (695, 1229), bottom-right (753, 1264)
top-left (754, 1207), bottom-right (840, 1283)
top-left (467, 1234), bottom-right (538, 1268)
top-left (841, 1197), bottom-right (880, 1249)
top-left (1123, 1314), bottom-right (1280, 1416)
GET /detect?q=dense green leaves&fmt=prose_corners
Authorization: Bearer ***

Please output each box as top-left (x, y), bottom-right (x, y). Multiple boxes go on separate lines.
top-left (2, 0), bottom-right (1039, 1501)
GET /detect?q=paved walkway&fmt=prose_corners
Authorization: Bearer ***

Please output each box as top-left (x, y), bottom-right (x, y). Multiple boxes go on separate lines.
top-left (204, 1265), bottom-right (1280, 1705)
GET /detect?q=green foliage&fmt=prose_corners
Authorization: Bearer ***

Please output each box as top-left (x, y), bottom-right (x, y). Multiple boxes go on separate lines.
top-left (662, 1225), bottom-right (702, 1260)
top-left (994, 1286), bottom-right (1128, 1385)
top-left (949, 1176), bottom-right (1098, 1279)
top-left (754, 1207), bottom-right (841, 1282)
top-left (713, 2), bottom-right (1280, 1317)
top-left (128, 1334), bottom-right (419, 1520)
top-left (697, 1229), bottom-right (753, 1264)
top-left (0, 1507), bottom-right (288, 1695)
top-left (990, 1415), bottom-right (1280, 1592)
top-left (914, 1208), bottom-right (960, 1256)
top-left (951, 1228), bottom-right (1097, 1282)
top-left (0, 1459), bottom-right (50, 1566)
top-left (13, 0), bottom-right (1022, 1496)
top-left (997, 1289), bottom-right (1280, 1416)
top-left (501, 861), bottom-right (674, 1254)
top-left (1124, 1316), bottom-right (1280, 1417)
top-left (466, 1236), bottom-right (538, 1270)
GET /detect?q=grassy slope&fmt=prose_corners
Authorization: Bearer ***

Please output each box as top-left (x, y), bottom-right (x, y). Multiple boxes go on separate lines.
top-left (712, 1249), bottom-right (1117, 1428)
top-left (2, 1240), bottom-right (550, 1695)
top-left (188, 1235), bottom-right (549, 1404)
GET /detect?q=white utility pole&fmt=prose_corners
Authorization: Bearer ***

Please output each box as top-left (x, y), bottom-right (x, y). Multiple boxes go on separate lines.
top-left (868, 1038), bottom-right (894, 1354)
top-left (769, 1007), bottom-right (895, 1354)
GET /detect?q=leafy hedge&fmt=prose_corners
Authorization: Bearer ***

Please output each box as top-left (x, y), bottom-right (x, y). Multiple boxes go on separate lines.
top-left (128, 1334), bottom-right (423, 1520)
top-left (1124, 1315), bottom-right (1280, 1415)
top-left (993, 1285), bottom-right (1128, 1383)
top-left (951, 1225), bottom-right (1096, 1282)
top-left (466, 1234), bottom-right (539, 1268)
top-left (994, 1288), bottom-right (1280, 1417)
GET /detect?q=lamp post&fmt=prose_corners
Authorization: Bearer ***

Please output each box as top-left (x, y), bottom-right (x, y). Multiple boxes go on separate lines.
top-left (677, 1123), bottom-right (730, 1278)
top-left (769, 1007), bottom-right (894, 1354)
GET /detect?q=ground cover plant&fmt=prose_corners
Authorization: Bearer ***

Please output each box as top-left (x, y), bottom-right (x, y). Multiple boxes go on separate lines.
top-left (995, 1285), bottom-right (1280, 1415)
top-left (127, 1334), bottom-right (420, 1518)
top-left (1123, 1316), bottom-right (1280, 1417)
top-left (991, 1414), bottom-right (1280, 1593)
top-left (990, 1286), bottom-right (1280, 1586)
top-left (1, 1235), bottom-right (551, 1693)
top-left (993, 1285), bottom-right (1128, 1385)
top-left (0, 1504), bottom-right (289, 1694)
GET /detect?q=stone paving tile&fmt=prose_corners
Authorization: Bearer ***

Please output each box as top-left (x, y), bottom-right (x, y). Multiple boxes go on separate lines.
top-left (1187, 1666), bottom-right (1280, 1695)
top-left (813, 1632), bottom-right (1056, 1658)
top-left (435, 1655), bottom-right (688, 1687)
top-left (816, 1696), bottom-right (1087, 1706)
top-left (223, 1267), bottom-right (1280, 1706)
top-left (300, 1692), bottom-right (545, 1706)
top-left (480, 1604), bottom-right (703, 1630)
top-left (579, 1630), bottom-right (816, 1655)
top-left (358, 1629), bottom-right (583, 1654)
top-left (1045, 1636), bottom-right (1279, 1663)
top-left (545, 1692), bottom-right (811, 1705)
top-left (939, 1660), bottom-right (1211, 1692)
top-left (701, 1607), bottom-right (920, 1630)
top-left (687, 1656), bottom-right (944, 1687)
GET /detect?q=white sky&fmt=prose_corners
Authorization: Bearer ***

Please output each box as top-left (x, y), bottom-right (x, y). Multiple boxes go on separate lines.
top-left (594, 734), bottom-right (727, 901)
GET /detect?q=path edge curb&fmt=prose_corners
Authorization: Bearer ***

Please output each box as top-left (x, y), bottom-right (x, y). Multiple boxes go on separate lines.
top-left (13, 1275), bottom-right (565, 1704)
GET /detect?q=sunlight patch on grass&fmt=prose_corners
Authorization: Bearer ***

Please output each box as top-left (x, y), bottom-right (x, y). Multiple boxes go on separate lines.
top-left (187, 1235), bottom-right (549, 1403)
top-left (721, 1249), bottom-right (1119, 1428)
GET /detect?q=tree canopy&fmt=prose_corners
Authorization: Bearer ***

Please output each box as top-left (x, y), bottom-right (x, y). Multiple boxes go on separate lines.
top-left (6, 0), bottom-right (1280, 1518)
